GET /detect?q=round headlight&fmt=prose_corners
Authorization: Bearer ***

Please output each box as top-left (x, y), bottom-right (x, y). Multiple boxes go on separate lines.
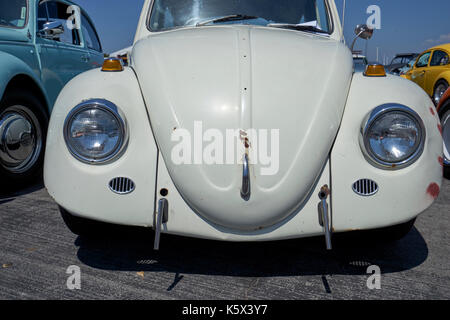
top-left (361, 104), bottom-right (425, 169)
top-left (64, 99), bottom-right (127, 164)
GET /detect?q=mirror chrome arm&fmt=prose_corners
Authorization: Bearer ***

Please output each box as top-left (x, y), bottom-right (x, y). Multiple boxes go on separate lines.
top-left (38, 21), bottom-right (65, 40)
top-left (350, 24), bottom-right (374, 52)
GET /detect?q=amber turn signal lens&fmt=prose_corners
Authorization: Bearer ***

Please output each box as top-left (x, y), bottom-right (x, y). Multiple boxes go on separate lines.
top-left (102, 58), bottom-right (124, 72)
top-left (364, 64), bottom-right (386, 77)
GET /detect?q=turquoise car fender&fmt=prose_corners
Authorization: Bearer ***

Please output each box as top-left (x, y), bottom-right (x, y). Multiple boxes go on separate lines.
top-left (0, 50), bottom-right (50, 111)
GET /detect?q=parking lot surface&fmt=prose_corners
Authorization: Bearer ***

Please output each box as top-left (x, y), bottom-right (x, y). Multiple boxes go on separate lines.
top-left (0, 180), bottom-right (449, 300)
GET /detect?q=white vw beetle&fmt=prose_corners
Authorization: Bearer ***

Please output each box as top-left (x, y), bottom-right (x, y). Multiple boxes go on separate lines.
top-left (44, 0), bottom-right (443, 250)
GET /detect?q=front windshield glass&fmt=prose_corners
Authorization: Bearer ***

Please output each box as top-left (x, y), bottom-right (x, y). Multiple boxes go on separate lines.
top-left (148, 0), bottom-right (331, 33)
top-left (0, 0), bottom-right (28, 28)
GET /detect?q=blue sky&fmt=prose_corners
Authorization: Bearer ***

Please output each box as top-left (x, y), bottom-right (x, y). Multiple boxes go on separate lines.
top-left (74, 0), bottom-right (450, 63)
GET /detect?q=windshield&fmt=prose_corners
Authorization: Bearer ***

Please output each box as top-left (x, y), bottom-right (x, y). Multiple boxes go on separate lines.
top-left (148, 0), bottom-right (331, 33)
top-left (0, 0), bottom-right (28, 28)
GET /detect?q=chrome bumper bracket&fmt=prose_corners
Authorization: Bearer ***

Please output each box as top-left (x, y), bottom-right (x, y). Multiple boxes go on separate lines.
top-left (318, 185), bottom-right (332, 250)
top-left (154, 198), bottom-right (168, 250)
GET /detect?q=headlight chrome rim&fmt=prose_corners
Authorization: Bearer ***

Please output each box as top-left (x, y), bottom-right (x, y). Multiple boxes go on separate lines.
top-left (360, 104), bottom-right (426, 170)
top-left (64, 99), bottom-right (128, 165)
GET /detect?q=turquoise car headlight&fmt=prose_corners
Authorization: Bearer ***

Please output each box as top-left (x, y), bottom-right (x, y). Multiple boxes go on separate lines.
top-left (360, 104), bottom-right (425, 169)
top-left (64, 99), bottom-right (127, 164)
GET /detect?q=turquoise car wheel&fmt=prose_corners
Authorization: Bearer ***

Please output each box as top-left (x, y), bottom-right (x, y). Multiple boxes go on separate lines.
top-left (0, 90), bottom-right (48, 186)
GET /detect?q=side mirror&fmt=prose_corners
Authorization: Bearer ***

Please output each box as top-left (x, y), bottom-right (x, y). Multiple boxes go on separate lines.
top-left (355, 24), bottom-right (374, 40)
top-left (39, 21), bottom-right (64, 40)
top-left (350, 24), bottom-right (374, 52)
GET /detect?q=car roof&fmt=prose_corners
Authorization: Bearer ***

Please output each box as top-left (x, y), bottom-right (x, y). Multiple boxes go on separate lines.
top-left (394, 53), bottom-right (418, 57)
top-left (430, 43), bottom-right (450, 52)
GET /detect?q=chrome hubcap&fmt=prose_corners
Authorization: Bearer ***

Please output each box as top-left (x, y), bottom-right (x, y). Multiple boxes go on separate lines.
top-left (443, 111), bottom-right (450, 166)
top-left (434, 84), bottom-right (448, 105)
top-left (0, 105), bottom-right (42, 174)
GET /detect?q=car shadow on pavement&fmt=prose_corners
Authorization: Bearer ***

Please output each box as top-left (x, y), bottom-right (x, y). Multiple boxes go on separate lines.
top-left (0, 180), bottom-right (44, 203)
top-left (75, 225), bottom-right (428, 277)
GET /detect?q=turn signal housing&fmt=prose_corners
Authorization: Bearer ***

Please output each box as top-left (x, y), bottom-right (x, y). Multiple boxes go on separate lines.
top-left (364, 64), bottom-right (386, 77)
top-left (102, 58), bottom-right (124, 72)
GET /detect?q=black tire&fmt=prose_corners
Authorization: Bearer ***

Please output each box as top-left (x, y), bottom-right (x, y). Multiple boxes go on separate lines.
top-left (0, 89), bottom-right (48, 189)
top-left (439, 100), bottom-right (450, 179)
top-left (434, 79), bottom-right (449, 106)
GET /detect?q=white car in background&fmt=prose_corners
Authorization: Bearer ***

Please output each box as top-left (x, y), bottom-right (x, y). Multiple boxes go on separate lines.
top-left (44, 0), bottom-right (443, 250)
top-left (110, 46), bottom-right (132, 66)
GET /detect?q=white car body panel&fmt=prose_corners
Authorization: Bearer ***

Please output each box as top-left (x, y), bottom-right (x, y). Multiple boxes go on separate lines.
top-left (132, 26), bottom-right (352, 230)
top-left (44, 69), bottom-right (158, 227)
top-left (44, 0), bottom-right (443, 242)
top-left (331, 74), bottom-right (443, 231)
top-left (156, 153), bottom-right (331, 241)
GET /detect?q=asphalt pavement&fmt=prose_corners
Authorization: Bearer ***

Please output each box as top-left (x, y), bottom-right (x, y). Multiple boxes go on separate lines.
top-left (0, 179), bottom-right (449, 300)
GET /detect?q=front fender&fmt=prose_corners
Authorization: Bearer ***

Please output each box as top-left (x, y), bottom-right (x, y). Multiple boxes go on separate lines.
top-left (331, 73), bottom-right (443, 232)
top-left (44, 68), bottom-right (158, 227)
top-left (434, 70), bottom-right (450, 89)
top-left (0, 51), bottom-right (49, 107)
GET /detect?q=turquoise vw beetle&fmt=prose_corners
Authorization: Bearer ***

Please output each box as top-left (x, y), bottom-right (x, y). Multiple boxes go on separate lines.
top-left (0, 0), bottom-right (103, 187)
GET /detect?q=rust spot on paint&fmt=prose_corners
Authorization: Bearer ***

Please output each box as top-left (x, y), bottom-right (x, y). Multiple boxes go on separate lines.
top-left (438, 124), bottom-right (443, 136)
top-left (427, 183), bottom-right (440, 199)
top-left (239, 130), bottom-right (251, 149)
top-left (439, 156), bottom-right (444, 167)
top-left (244, 138), bottom-right (250, 148)
top-left (320, 185), bottom-right (330, 197)
top-left (430, 107), bottom-right (436, 116)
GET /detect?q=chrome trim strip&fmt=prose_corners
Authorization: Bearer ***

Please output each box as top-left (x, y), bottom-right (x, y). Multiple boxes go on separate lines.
top-left (359, 103), bottom-right (426, 170)
top-left (240, 153), bottom-right (251, 201)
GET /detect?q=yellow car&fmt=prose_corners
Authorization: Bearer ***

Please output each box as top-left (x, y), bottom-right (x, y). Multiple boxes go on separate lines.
top-left (408, 44), bottom-right (450, 105)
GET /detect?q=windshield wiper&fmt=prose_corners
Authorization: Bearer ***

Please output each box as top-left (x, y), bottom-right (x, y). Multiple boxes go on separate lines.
top-left (267, 23), bottom-right (329, 34)
top-left (196, 14), bottom-right (260, 27)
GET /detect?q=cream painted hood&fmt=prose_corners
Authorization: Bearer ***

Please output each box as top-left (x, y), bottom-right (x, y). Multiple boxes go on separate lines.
top-left (132, 25), bottom-right (353, 231)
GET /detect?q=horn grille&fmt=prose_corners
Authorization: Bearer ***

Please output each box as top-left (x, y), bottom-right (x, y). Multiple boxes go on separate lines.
top-left (109, 177), bottom-right (135, 195)
top-left (352, 179), bottom-right (378, 196)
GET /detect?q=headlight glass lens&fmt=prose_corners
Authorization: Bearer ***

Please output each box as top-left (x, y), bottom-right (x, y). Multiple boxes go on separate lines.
top-left (362, 105), bottom-right (425, 168)
top-left (65, 101), bottom-right (126, 163)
